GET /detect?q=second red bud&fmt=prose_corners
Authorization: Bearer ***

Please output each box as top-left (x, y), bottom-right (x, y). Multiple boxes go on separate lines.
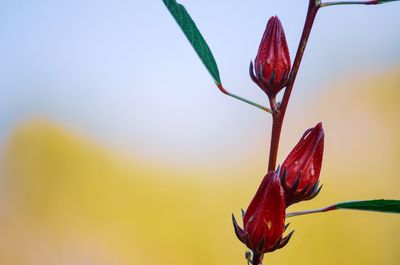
top-left (280, 122), bottom-right (325, 206)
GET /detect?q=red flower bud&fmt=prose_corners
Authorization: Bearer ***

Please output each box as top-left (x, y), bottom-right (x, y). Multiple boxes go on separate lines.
top-left (232, 171), bottom-right (294, 254)
top-left (281, 122), bottom-right (324, 206)
top-left (250, 16), bottom-right (291, 97)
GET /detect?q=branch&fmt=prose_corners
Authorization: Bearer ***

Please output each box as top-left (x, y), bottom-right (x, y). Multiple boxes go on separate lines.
top-left (321, 0), bottom-right (400, 7)
top-left (217, 84), bottom-right (273, 114)
top-left (267, 0), bottom-right (321, 171)
top-left (286, 199), bottom-right (400, 218)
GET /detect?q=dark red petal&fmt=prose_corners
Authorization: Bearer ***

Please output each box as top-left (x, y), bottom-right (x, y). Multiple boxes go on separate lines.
top-left (232, 214), bottom-right (246, 244)
top-left (276, 230), bottom-right (295, 250)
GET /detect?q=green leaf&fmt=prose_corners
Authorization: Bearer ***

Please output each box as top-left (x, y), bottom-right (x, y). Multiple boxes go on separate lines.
top-left (378, 0), bottom-right (399, 3)
top-left (163, 0), bottom-right (221, 85)
top-left (336, 200), bottom-right (400, 214)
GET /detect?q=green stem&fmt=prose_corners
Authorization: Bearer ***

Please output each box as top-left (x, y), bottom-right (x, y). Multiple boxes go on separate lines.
top-left (217, 84), bottom-right (273, 114)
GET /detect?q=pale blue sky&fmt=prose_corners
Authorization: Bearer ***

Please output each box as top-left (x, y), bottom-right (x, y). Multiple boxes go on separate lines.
top-left (1, 0), bottom-right (399, 168)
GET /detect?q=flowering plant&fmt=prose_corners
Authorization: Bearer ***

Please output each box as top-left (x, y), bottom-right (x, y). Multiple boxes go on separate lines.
top-left (163, 0), bottom-right (400, 264)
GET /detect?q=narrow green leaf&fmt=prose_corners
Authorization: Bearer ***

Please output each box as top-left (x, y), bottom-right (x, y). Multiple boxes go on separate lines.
top-left (320, 0), bottom-right (400, 7)
top-left (378, 0), bottom-right (399, 3)
top-left (336, 200), bottom-right (400, 214)
top-left (163, 0), bottom-right (221, 84)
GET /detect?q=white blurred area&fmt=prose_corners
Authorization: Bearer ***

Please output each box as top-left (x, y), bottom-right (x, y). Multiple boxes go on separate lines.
top-left (1, 0), bottom-right (399, 171)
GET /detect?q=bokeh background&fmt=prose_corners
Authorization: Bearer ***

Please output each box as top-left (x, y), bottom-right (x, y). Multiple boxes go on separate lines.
top-left (1, 1), bottom-right (400, 264)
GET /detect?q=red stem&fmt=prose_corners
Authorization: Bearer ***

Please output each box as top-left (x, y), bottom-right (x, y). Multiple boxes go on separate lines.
top-left (286, 204), bottom-right (338, 218)
top-left (267, 111), bottom-right (283, 172)
top-left (252, 253), bottom-right (263, 265)
top-left (267, 0), bottom-right (320, 172)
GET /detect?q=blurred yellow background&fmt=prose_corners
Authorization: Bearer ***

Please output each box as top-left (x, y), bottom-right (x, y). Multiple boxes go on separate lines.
top-left (1, 68), bottom-right (399, 265)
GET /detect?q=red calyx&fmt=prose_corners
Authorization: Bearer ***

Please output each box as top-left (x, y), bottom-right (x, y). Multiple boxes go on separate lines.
top-left (250, 16), bottom-right (291, 98)
top-left (281, 122), bottom-right (325, 206)
top-left (232, 171), bottom-right (294, 254)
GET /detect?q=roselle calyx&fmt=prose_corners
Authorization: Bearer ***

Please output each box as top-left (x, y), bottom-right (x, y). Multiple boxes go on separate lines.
top-left (250, 16), bottom-right (291, 98)
top-left (281, 122), bottom-right (325, 206)
top-left (232, 171), bottom-right (294, 255)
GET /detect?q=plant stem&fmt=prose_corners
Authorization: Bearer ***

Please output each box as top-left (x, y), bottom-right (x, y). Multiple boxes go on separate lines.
top-left (321, 0), bottom-right (399, 7)
top-left (252, 253), bottom-right (263, 265)
top-left (267, 0), bottom-right (321, 171)
top-left (217, 84), bottom-right (273, 114)
top-left (267, 111), bottom-right (283, 172)
top-left (286, 204), bottom-right (337, 218)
